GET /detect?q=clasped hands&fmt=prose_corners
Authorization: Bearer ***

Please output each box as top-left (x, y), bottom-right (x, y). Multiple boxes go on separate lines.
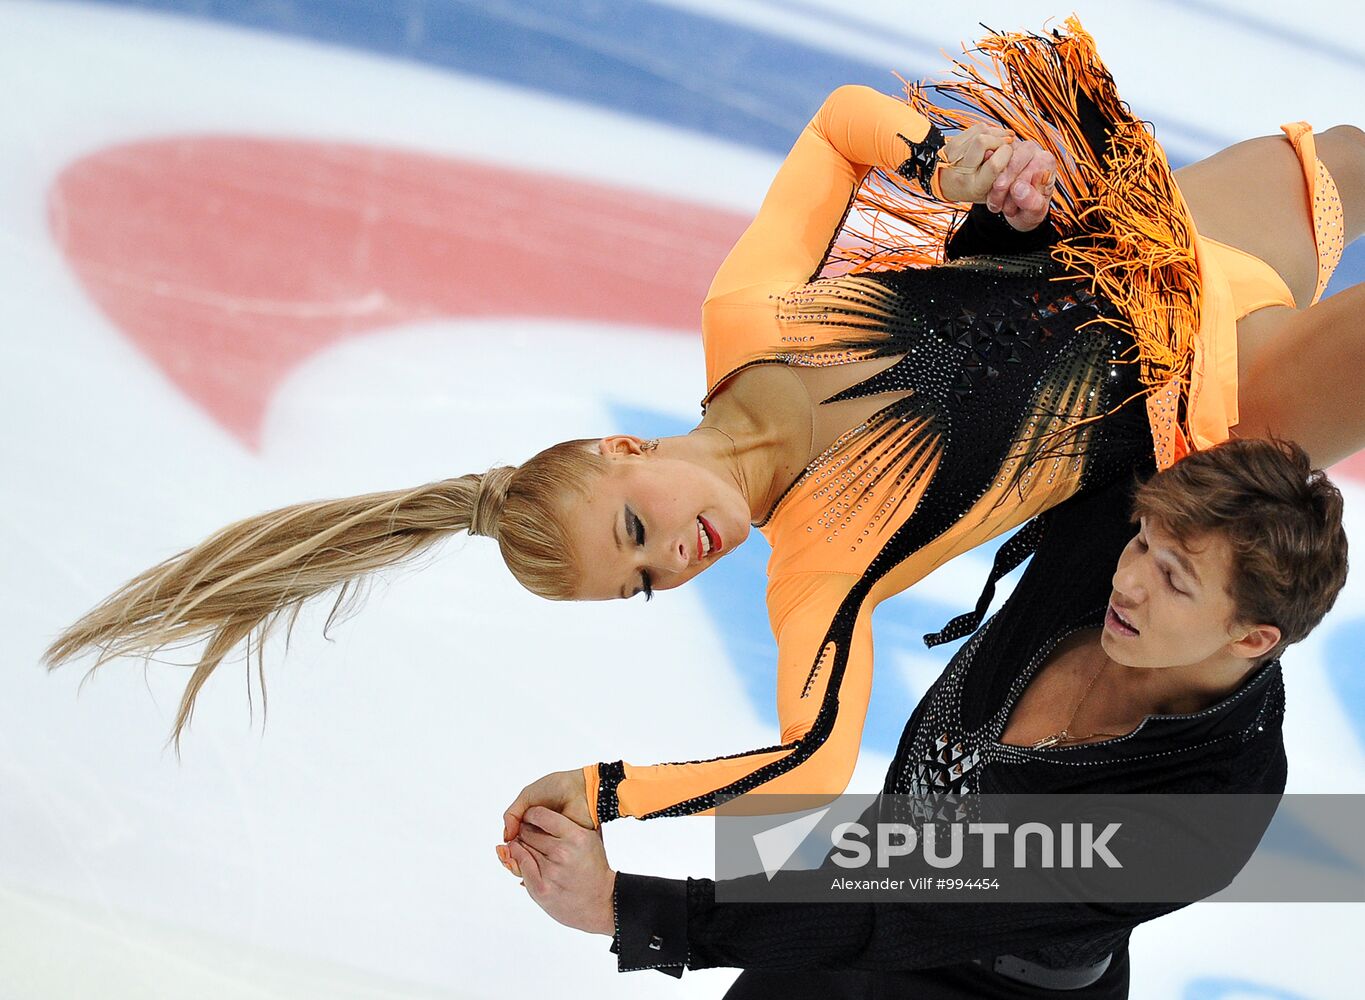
top-left (496, 769), bottom-right (616, 937)
top-left (935, 124), bottom-right (1058, 230)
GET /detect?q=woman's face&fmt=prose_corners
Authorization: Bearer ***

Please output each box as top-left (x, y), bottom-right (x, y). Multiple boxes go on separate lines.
top-left (1101, 516), bottom-right (1277, 668)
top-left (560, 436), bottom-right (753, 601)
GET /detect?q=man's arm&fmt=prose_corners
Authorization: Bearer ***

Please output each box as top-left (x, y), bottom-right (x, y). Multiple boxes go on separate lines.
top-left (609, 870), bottom-right (1175, 977)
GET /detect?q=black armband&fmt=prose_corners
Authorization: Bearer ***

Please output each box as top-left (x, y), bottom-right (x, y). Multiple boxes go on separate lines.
top-left (596, 760), bottom-right (626, 824)
top-left (894, 125), bottom-right (947, 197)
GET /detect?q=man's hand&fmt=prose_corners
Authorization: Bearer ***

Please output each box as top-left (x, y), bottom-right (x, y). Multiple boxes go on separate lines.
top-left (986, 139), bottom-right (1056, 233)
top-left (503, 805), bottom-right (616, 936)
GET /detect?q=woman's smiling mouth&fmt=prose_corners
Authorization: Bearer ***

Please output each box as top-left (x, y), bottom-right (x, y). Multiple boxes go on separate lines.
top-left (697, 515), bottom-right (722, 561)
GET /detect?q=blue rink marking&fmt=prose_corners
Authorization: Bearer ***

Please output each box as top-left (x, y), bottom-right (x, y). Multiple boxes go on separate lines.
top-left (88, 0), bottom-right (919, 155)
top-left (1185, 979), bottom-right (1316, 1000)
top-left (1324, 617), bottom-right (1365, 754)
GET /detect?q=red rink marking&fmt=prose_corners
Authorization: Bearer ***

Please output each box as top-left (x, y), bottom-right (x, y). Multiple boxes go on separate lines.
top-left (47, 137), bottom-right (1365, 483)
top-left (49, 138), bottom-right (747, 448)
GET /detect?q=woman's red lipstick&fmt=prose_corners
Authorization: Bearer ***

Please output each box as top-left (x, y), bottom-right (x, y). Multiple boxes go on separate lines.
top-left (700, 515), bottom-right (722, 554)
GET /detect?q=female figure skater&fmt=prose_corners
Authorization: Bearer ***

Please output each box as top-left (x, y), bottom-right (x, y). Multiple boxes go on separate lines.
top-left (45, 20), bottom-right (1364, 844)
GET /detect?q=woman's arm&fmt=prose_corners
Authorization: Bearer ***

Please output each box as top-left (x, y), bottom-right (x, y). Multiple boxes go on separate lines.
top-left (498, 572), bottom-right (876, 842)
top-left (705, 85), bottom-right (1012, 303)
top-left (585, 572), bottom-right (874, 824)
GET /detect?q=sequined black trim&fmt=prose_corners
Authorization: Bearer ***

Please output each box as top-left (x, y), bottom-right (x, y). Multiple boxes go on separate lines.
top-left (895, 125), bottom-right (947, 197)
top-left (924, 516), bottom-right (1047, 647)
top-left (597, 760), bottom-right (626, 824)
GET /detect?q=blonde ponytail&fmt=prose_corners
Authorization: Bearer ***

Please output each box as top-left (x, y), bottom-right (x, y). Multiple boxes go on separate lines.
top-left (44, 438), bottom-right (607, 747)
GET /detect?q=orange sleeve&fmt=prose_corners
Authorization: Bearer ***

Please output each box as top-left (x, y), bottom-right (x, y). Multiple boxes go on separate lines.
top-left (705, 85), bottom-right (939, 303)
top-left (585, 572), bottom-right (876, 824)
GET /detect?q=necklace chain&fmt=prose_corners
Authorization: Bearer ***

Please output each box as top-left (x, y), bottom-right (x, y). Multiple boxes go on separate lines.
top-left (698, 424), bottom-right (761, 522)
top-left (1030, 656), bottom-right (1130, 749)
top-left (698, 423), bottom-right (739, 453)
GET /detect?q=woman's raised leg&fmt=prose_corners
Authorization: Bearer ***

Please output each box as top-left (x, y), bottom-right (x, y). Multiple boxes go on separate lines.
top-left (1175, 124), bottom-right (1365, 468)
top-left (1232, 281), bottom-right (1365, 468)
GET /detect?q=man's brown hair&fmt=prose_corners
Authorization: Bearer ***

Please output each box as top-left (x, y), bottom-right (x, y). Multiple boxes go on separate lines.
top-left (1132, 438), bottom-right (1349, 660)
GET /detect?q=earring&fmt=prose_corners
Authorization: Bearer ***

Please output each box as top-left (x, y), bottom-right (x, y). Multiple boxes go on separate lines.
top-left (643, 439), bottom-right (660, 451)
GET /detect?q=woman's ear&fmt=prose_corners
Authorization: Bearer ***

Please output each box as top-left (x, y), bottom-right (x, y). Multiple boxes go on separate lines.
top-left (598, 435), bottom-right (647, 457)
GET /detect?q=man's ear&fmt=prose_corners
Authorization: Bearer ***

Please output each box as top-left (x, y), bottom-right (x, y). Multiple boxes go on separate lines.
top-left (598, 435), bottom-right (647, 457)
top-left (1230, 623), bottom-right (1281, 661)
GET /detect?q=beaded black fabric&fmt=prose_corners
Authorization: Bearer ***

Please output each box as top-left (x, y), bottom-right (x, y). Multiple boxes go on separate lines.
top-left (895, 124), bottom-right (948, 195)
top-left (596, 760), bottom-right (626, 825)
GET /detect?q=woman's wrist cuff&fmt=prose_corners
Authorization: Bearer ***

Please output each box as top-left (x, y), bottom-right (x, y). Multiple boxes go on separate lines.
top-left (895, 124), bottom-right (948, 199)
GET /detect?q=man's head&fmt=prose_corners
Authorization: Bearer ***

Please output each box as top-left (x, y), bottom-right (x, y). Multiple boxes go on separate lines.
top-left (1101, 438), bottom-right (1348, 669)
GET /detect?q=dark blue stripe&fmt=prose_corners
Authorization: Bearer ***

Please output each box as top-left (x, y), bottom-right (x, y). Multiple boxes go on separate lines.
top-left (1154, 0), bottom-right (1365, 74)
top-left (86, 0), bottom-right (922, 154)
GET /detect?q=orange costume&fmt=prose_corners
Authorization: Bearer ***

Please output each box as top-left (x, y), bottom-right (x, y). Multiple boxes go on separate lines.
top-left (583, 20), bottom-right (1344, 826)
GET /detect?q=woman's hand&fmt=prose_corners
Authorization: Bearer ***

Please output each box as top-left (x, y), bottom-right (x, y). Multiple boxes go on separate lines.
top-left (503, 805), bottom-right (617, 936)
top-left (498, 768), bottom-right (595, 877)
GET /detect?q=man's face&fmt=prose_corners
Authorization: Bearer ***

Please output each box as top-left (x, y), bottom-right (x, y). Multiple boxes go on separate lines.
top-left (1101, 517), bottom-right (1268, 669)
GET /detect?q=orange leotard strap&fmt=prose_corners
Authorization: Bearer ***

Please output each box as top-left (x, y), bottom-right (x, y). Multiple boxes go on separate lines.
top-left (585, 572), bottom-right (875, 824)
top-left (1280, 122), bottom-right (1347, 305)
top-left (701, 86), bottom-right (957, 400)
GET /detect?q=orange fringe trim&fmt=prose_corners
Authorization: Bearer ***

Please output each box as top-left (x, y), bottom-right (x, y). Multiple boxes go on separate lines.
top-left (830, 16), bottom-right (1199, 469)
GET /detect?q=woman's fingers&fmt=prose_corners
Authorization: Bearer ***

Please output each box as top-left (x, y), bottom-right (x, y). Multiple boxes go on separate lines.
top-left (503, 785), bottom-right (533, 841)
top-left (945, 124), bottom-right (1012, 171)
top-left (495, 843), bottom-right (522, 877)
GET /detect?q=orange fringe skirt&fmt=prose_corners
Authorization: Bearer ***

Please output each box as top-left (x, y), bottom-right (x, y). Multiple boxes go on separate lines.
top-left (832, 16), bottom-right (1218, 470)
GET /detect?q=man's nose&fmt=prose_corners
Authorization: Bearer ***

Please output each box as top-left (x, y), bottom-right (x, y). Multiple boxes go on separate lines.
top-left (1111, 562), bottom-right (1144, 603)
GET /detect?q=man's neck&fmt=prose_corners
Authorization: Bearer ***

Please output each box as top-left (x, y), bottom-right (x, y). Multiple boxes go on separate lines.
top-left (1102, 643), bottom-right (1263, 718)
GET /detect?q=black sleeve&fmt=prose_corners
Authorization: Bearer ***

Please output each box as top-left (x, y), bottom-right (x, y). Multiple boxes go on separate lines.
top-left (610, 869), bottom-right (1180, 975)
top-left (945, 203), bottom-right (1059, 260)
top-left (608, 873), bottom-right (688, 977)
